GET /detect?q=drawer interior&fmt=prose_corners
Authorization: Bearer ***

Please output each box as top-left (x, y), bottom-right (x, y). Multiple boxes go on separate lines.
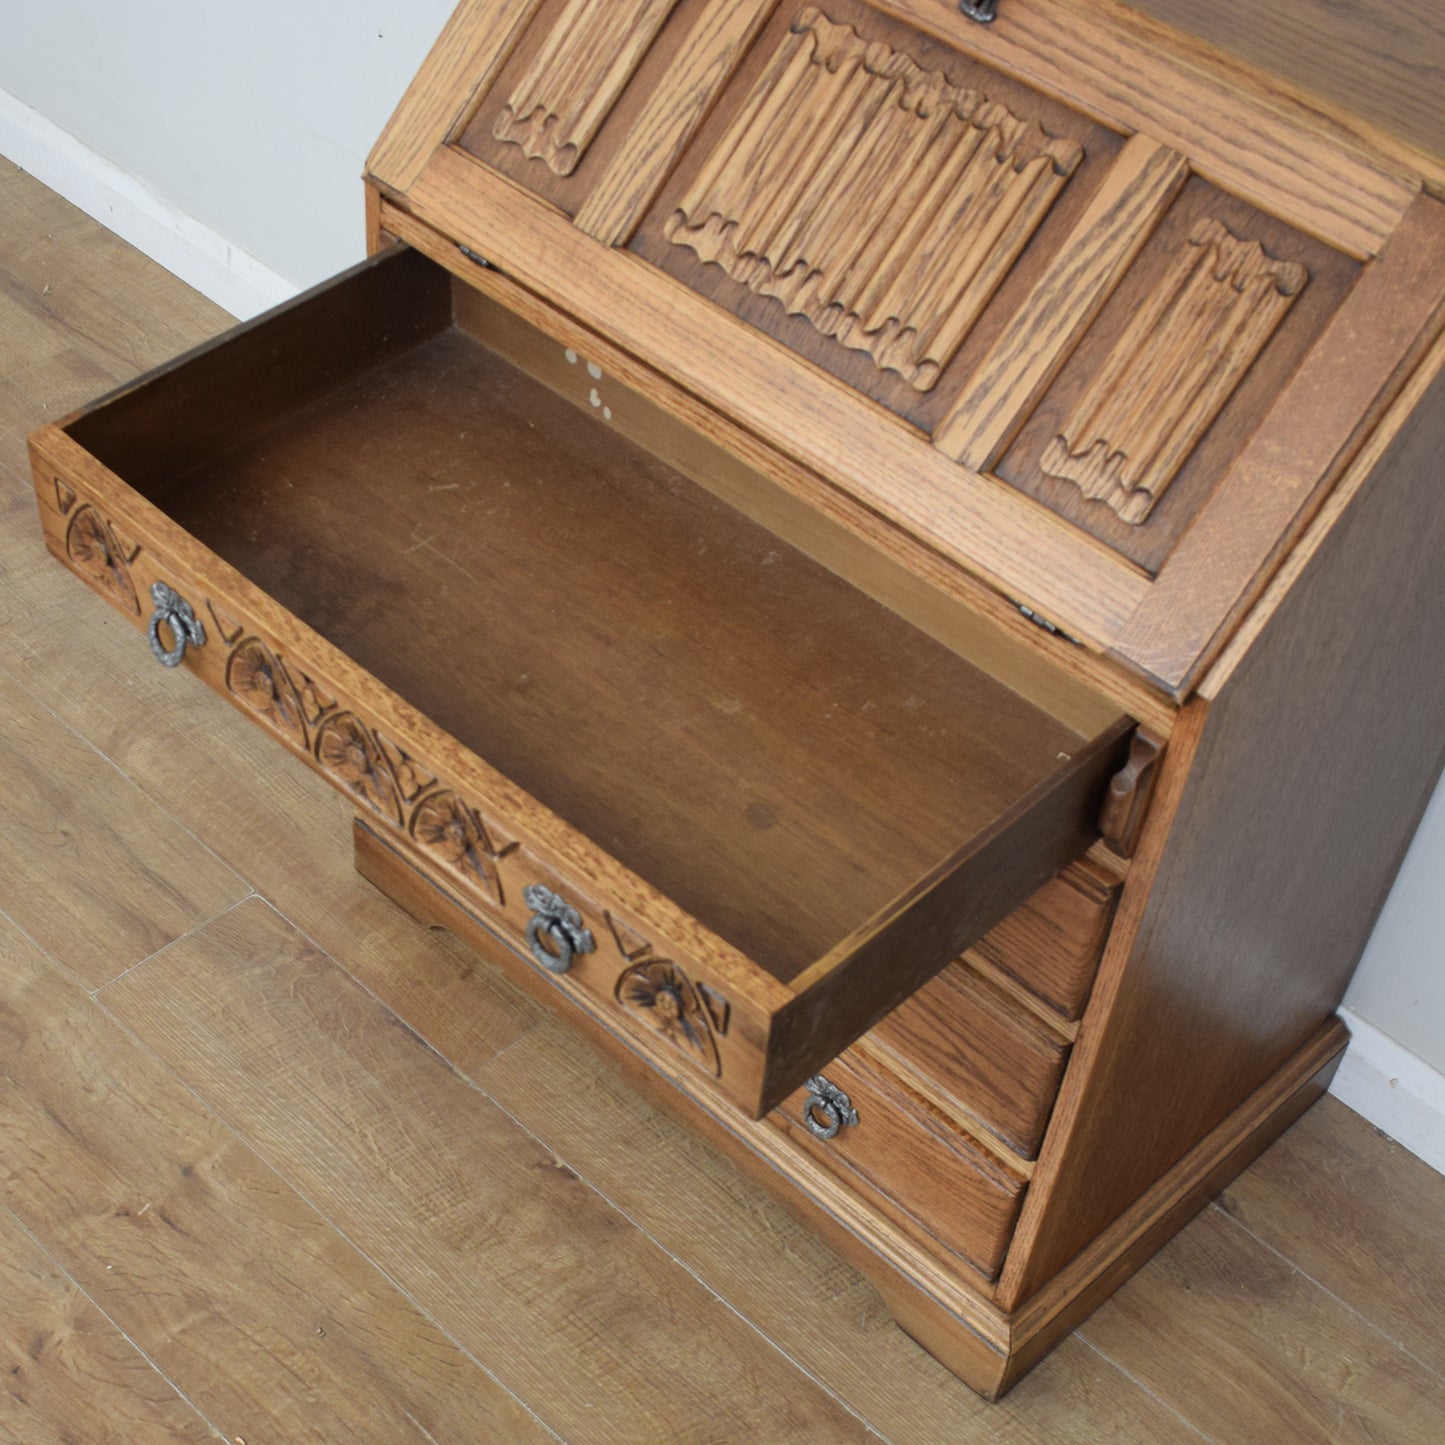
top-left (66, 247), bottom-right (1128, 998)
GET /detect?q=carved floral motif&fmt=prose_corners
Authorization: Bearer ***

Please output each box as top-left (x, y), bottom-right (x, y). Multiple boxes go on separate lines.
top-left (1040, 217), bottom-right (1309, 524)
top-left (226, 637), bottom-right (307, 747)
top-left (666, 8), bottom-right (1081, 390)
top-left (410, 789), bottom-right (506, 905)
top-left (615, 958), bottom-right (721, 1075)
top-left (64, 504), bottom-right (140, 614)
top-left (316, 712), bottom-right (404, 824)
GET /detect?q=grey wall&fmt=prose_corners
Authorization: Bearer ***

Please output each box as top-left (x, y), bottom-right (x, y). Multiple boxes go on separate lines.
top-left (2, 1), bottom-right (1441, 1076)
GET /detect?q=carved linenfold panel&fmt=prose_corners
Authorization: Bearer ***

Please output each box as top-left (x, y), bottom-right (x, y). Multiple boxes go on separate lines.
top-left (664, 8), bottom-right (1082, 391)
top-left (493, 0), bottom-right (678, 177)
top-left (64, 504), bottom-right (140, 614)
top-left (616, 959), bottom-right (721, 1075)
top-left (1041, 218), bottom-right (1308, 524)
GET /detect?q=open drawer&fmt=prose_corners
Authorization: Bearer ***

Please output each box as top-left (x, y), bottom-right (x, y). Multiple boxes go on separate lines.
top-left (29, 245), bottom-right (1131, 1117)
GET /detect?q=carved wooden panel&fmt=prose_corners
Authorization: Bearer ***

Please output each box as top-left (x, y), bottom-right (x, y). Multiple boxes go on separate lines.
top-left (1040, 218), bottom-right (1307, 524)
top-left (65, 504), bottom-right (140, 614)
top-left (663, 7), bottom-right (1083, 391)
top-left (210, 623), bottom-right (733, 1077)
top-left (492, 0), bottom-right (679, 177)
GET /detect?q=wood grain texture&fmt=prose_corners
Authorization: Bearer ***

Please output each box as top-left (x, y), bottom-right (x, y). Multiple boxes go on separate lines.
top-left (366, 0), bottom-right (545, 194)
top-left (0, 1203), bottom-right (218, 1445)
top-left (1005, 338), bottom-right (1445, 1305)
top-left (937, 134), bottom-right (1188, 468)
top-left (1039, 218), bottom-right (1307, 524)
top-left (663, 6), bottom-right (1081, 392)
top-left (574, 0), bottom-right (776, 245)
top-left (406, 145), bottom-right (1150, 650)
top-left (1082, 1206), bottom-right (1445, 1440)
top-left (1217, 1095), bottom-right (1445, 1381)
top-left (971, 858), bottom-right (1120, 1021)
top-left (1116, 189), bottom-right (1445, 693)
top-left (0, 666), bottom-right (247, 990)
top-left (0, 912), bottom-right (552, 1445)
top-left (872, 0), bottom-right (1420, 258)
top-left (99, 898), bottom-right (876, 1443)
top-left (860, 962), bottom-right (1069, 1160)
top-left (1126, 0), bottom-right (1445, 168)
top-left (1097, 727), bottom-right (1164, 859)
top-left (491, 0), bottom-right (677, 176)
top-left (476, 1014), bottom-right (1203, 1441)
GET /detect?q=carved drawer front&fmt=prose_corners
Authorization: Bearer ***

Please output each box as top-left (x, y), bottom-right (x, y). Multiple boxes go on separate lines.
top-left (771, 1051), bottom-right (1026, 1282)
top-left (32, 246), bottom-right (1131, 1120)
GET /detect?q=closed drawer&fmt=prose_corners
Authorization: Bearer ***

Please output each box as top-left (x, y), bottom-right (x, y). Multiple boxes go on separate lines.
top-left (771, 1052), bottom-right (1026, 1282)
top-left (30, 245), bottom-right (1130, 1118)
top-left (972, 860), bottom-right (1122, 1022)
top-left (862, 961), bottom-right (1070, 1160)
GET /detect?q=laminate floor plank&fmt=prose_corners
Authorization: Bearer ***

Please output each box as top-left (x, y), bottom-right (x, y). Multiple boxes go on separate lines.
top-left (1215, 1095), bottom-right (1445, 1379)
top-left (0, 911), bottom-right (556, 1445)
top-left (0, 666), bottom-right (249, 989)
top-left (1078, 1205), bottom-right (1445, 1442)
top-left (99, 897), bottom-right (880, 1445)
top-left (475, 1015), bottom-right (1203, 1445)
top-left (0, 1202), bottom-right (221, 1445)
top-left (0, 156), bottom-right (228, 381)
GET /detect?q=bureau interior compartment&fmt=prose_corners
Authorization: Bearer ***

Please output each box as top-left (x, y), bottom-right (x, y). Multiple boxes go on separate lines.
top-left (65, 246), bottom-right (1129, 996)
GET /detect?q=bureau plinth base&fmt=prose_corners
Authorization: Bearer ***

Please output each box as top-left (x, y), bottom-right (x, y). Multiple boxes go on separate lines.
top-left (352, 816), bottom-right (1349, 1400)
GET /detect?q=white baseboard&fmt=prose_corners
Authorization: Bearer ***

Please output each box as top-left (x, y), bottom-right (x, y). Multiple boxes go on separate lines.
top-left (1332, 1009), bottom-right (1445, 1175)
top-left (0, 86), bottom-right (297, 320)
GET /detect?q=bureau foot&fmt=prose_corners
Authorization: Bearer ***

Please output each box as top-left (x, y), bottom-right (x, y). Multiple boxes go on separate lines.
top-left (352, 816), bottom-right (1348, 1402)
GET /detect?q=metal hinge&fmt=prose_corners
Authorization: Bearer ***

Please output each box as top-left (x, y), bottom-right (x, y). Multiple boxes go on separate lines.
top-left (459, 245), bottom-right (494, 269)
top-left (959, 0), bottom-right (998, 23)
top-left (1015, 602), bottom-right (1081, 647)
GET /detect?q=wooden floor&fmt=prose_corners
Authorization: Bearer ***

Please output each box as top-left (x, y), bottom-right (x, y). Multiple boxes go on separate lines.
top-left (2, 155), bottom-right (1444, 1444)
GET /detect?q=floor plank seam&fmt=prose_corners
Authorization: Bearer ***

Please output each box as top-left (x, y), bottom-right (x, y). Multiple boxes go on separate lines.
top-left (0, 653), bottom-right (251, 906)
top-left (452, 1063), bottom-right (897, 1445)
top-left (0, 1198), bottom-right (231, 1443)
top-left (92, 891), bottom-right (260, 996)
top-left (1068, 1331), bottom-right (1216, 1441)
top-left (68, 959), bottom-right (572, 1445)
top-left (1206, 1197), bottom-right (1445, 1386)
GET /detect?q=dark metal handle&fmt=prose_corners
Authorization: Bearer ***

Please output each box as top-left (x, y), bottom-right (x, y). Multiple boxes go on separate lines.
top-left (959, 0), bottom-right (998, 23)
top-left (802, 1075), bottom-right (859, 1140)
top-left (523, 884), bottom-right (595, 974)
top-left (147, 581), bottom-right (206, 668)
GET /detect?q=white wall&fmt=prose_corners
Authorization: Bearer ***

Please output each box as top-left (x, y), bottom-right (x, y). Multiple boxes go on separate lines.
top-left (0, 1), bottom-right (1440, 1162)
top-left (0, 1), bottom-right (454, 292)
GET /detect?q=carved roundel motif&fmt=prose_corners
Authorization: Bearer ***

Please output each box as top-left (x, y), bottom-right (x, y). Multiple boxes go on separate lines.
top-left (226, 637), bottom-right (307, 747)
top-left (615, 959), bottom-right (720, 1076)
top-left (410, 789), bottom-right (504, 906)
top-left (64, 504), bottom-right (139, 614)
top-left (315, 712), bottom-right (403, 823)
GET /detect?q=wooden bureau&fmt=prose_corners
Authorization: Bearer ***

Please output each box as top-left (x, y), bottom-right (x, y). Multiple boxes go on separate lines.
top-left (28, 0), bottom-right (1445, 1398)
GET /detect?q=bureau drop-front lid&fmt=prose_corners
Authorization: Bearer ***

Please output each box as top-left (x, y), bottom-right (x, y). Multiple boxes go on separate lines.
top-left (367, 0), bottom-right (1445, 699)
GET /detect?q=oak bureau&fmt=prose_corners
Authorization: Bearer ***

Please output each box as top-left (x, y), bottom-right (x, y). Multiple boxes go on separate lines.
top-left (28, 0), bottom-right (1445, 1398)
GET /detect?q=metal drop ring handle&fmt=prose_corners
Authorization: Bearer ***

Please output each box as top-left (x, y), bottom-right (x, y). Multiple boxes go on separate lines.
top-left (802, 1075), bottom-right (859, 1141)
top-left (523, 884), bottom-right (595, 974)
top-left (147, 581), bottom-right (206, 668)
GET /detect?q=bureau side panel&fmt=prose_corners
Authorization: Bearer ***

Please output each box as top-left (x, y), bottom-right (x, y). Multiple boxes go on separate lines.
top-left (1000, 341), bottom-right (1445, 1306)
